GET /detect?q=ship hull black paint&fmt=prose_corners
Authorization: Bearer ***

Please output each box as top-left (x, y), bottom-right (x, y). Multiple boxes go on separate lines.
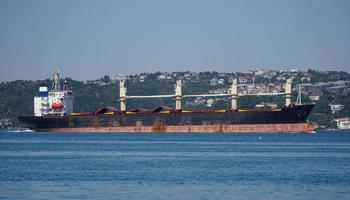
top-left (18, 105), bottom-right (314, 131)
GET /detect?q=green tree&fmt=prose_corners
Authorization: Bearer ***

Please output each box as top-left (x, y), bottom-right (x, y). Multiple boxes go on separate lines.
top-left (308, 92), bottom-right (337, 129)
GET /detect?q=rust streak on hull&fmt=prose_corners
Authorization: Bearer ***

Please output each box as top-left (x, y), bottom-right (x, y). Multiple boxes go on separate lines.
top-left (35, 123), bottom-right (315, 133)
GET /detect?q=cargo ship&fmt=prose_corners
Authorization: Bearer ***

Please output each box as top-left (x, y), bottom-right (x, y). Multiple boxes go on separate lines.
top-left (18, 70), bottom-right (315, 133)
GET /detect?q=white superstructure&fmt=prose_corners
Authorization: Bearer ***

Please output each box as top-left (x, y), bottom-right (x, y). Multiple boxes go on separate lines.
top-left (34, 69), bottom-right (74, 117)
top-left (334, 118), bottom-right (350, 130)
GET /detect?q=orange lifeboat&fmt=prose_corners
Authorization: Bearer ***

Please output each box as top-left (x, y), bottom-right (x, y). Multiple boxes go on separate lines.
top-left (52, 102), bottom-right (64, 109)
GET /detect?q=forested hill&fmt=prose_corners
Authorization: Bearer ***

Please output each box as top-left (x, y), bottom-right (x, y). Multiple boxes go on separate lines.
top-left (1, 70), bottom-right (350, 129)
top-left (0, 78), bottom-right (221, 121)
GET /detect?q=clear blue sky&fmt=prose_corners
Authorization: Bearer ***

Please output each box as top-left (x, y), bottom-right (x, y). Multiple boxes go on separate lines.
top-left (0, 0), bottom-right (349, 80)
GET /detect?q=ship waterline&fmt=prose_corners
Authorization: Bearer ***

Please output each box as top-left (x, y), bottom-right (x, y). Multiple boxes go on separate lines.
top-left (32, 123), bottom-right (315, 133)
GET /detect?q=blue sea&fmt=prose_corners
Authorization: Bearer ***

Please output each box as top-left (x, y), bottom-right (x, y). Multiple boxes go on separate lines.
top-left (1, 130), bottom-right (350, 200)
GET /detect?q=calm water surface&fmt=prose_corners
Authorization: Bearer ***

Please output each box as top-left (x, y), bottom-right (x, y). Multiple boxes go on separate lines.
top-left (1, 130), bottom-right (350, 199)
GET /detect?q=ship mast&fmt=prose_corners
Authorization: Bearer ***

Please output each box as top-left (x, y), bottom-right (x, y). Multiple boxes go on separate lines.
top-left (175, 80), bottom-right (182, 111)
top-left (51, 69), bottom-right (61, 91)
top-left (285, 78), bottom-right (292, 107)
top-left (119, 79), bottom-right (127, 112)
top-left (231, 78), bottom-right (238, 110)
top-left (296, 85), bottom-right (302, 105)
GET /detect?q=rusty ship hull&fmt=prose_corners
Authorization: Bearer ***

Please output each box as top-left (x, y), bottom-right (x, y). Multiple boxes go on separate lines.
top-left (18, 104), bottom-right (315, 133)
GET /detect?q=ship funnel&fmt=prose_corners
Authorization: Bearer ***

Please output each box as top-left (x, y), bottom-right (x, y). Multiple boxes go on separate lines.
top-left (38, 85), bottom-right (48, 97)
